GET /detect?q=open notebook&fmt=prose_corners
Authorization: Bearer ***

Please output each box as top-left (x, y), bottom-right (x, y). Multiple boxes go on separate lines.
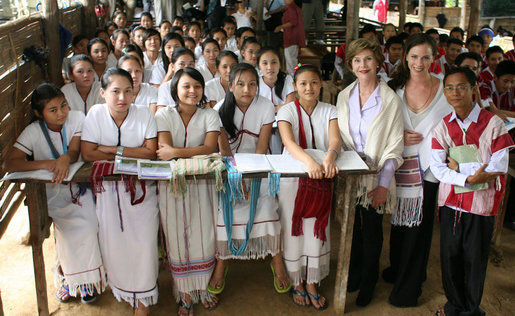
top-left (1, 162), bottom-right (84, 182)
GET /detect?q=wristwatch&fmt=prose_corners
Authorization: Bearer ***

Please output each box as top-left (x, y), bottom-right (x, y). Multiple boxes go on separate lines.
top-left (116, 146), bottom-right (124, 156)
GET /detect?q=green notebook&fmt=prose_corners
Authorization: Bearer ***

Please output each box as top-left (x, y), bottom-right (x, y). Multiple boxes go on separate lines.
top-left (449, 144), bottom-right (488, 193)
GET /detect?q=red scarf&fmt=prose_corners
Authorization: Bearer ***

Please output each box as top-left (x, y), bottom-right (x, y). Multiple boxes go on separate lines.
top-left (292, 100), bottom-right (333, 241)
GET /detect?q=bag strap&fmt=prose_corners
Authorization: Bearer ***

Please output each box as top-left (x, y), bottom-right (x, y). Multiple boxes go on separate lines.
top-left (268, 0), bottom-right (275, 10)
top-left (38, 120), bottom-right (61, 159)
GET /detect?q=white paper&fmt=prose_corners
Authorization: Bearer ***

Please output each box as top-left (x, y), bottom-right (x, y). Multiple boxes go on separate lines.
top-left (234, 153), bottom-right (272, 173)
top-left (506, 118), bottom-right (515, 132)
top-left (137, 160), bottom-right (174, 180)
top-left (266, 154), bottom-right (305, 174)
top-left (113, 156), bottom-right (139, 175)
top-left (1, 161), bottom-right (84, 182)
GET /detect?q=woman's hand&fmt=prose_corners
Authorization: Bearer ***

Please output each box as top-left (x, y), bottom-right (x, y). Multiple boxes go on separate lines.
top-left (49, 155), bottom-right (71, 184)
top-left (322, 157), bottom-right (339, 179)
top-left (306, 159), bottom-right (324, 179)
top-left (404, 130), bottom-right (423, 146)
top-left (466, 164), bottom-right (504, 185)
top-left (156, 142), bottom-right (175, 161)
top-left (367, 186), bottom-right (388, 209)
top-left (274, 25), bottom-right (282, 33)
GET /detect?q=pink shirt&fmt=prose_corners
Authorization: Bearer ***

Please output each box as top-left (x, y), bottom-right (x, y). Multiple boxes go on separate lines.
top-left (282, 3), bottom-right (305, 48)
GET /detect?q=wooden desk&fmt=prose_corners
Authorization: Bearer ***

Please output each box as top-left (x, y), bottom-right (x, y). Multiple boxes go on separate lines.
top-left (13, 162), bottom-right (376, 315)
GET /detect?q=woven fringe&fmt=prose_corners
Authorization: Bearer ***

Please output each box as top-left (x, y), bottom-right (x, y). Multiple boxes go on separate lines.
top-left (53, 262), bottom-right (106, 297)
top-left (111, 286), bottom-right (158, 308)
top-left (288, 265), bottom-right (330, 286)
top-left (391, 196), bottom-right (424, 227)
top-left (172, 276), bottom-right (215, 304)
top-left (216, 234), bottom-right (281, 260)
top-left (268, 173), bottom-right (281, 196)
top-left (356, 175), bottom-right (397, 214)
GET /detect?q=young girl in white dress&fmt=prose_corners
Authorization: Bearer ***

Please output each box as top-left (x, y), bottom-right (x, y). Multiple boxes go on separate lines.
top-left (149, 32), bottom-right (184, 86)
top-left (5, 83), bottom-right (105, 304)
top-left (106, 29), bottom-right (130, 69)
top-left (87, 38), bottom-right (109, 81)
top-left (119, 55), bottom-right (158, 114)
top-left (81, 68), bottom-right (159, 316)
top-left (277, 65), bottom-right (341, 310)
top-left (156, 48), bottom-right (196, 110)
top-left (197, 39), bottom-right (221, 82)
top-left (155, 67), bottom-right (220, 316)
top-left (208, 63), bottom-right (292, 297)
top-left (61, 55), bottom-right (104, 114)
top-left (257, 47), bottom-right (296, 154)
top-left (205, 51), bottom-right (238, 107)
top-left (142, 29), bottom-right (162, 83)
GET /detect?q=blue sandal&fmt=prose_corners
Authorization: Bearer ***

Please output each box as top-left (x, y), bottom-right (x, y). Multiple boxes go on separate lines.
top-left (289, 287), bottom-right (308, 307)
top-left (56, 283), bottom-right (70, 303)
top-left (307, 292), bottom-right (328, 311)
top-left (178, 299), bottom-right (193, 315)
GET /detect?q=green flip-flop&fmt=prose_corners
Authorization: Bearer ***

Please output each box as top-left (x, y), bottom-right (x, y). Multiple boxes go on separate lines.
top-left (207, 266), bottom-right (228, 295)
top-left (270, 263), bottom-right (292, 294)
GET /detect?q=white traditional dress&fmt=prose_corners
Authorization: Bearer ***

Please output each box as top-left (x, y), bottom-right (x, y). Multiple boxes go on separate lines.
top-left (134, 83), bottom-right (158, 108)
top-left (61, 81), bottom-right (104, 114)
top-left (149, 60), bottom-right (166, 85)
top-left (205, 77), bottom-right (227, 105)
top-left (143, 52), bottom-right (162, 84)
top-left (14, 111), bottom-right (105, 297)
top-left (197, 64), bottom-right (220, 83)
top-left (276, 101), bottom-right (337, 285)
top-left (155, 105), bottom-right (221, 303)
top-left (258, 74), bottom-right (295, 154)
top-left (81, 103), bottom-right (159, 308)
top-left (106, 52), bottom-right (118, 69)
top-left (157, 80), bottom-right (176, 107)
top-left (214, 95), bottom-right (281, 259)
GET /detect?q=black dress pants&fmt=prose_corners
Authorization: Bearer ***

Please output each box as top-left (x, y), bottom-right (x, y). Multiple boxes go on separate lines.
top-left (348, 205), bottom-right (384, 295)
top-left (388, 181), bottom-right (439, 306)
top-left (439, 206), bottom-right (494, 316)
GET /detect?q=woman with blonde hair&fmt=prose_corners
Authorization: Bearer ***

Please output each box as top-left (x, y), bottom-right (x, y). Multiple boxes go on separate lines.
top-left (336, 38), bottom-right (404, 307)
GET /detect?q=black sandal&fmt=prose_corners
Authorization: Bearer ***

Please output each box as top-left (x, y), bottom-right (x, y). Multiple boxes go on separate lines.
top-left (178, 299), bottom-right (193, 316)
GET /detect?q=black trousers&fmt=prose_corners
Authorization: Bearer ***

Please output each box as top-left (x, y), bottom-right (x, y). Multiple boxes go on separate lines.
top-left (388, 181), bottom-right (439, 307)
top-left (440, 206), bottom-right (495, 316)
top-left (348, 205), bottom-right (384, 295)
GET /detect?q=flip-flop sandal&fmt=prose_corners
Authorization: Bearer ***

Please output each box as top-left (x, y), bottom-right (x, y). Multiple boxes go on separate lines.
top-left (307, 292), bottom-right (328, 311)
top-left (178, 299), bottom-right (193, 316)
top-left (270, 263), bottom-right (292, 294)
top-left (207, 266), bottom-right (228, 295)
top-left (289, 287), bottom-right (308, 307)
top-left (56, 283), bottom-right (71, 303)
top-left (202, 298), bottom-right (219, 311)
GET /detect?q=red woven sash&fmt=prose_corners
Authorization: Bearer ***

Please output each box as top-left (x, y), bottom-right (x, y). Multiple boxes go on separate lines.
top-left (292, 100), bottom-right (333, 241)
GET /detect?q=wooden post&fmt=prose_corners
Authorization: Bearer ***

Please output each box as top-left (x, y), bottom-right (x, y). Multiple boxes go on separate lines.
top-left (333, 175), bottom-right (358, 313)
top-left (467, 0), bottom-right (482, 36)
top-left (256, 0), bottom-right (264, 38)
top-left (26, 182), bottom-right (51, 316)
top-left (346, 0), bottom-right (360, 46)
top-left (460, 0), bottom-right (467, 30)
top-left (81, 0), bottom-right (98, 37)
top-left (399, 0), bottom-right (407, 29)
top-left (41, 0), bottom-right (63, 86)
top-left (418, 0), bottom-right (425, 27)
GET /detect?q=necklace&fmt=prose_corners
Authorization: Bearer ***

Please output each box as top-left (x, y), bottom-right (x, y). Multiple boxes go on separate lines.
top-left (407, 76), bottom-right (434, 113)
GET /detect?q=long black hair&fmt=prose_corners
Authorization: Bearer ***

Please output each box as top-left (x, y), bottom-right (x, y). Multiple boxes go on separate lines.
top-left (170, 67), bottom-right (207, 108)
top-left (219, 63), bottom-right (259, 139)
top-left (161, 32), bottom-right (185, 72)
top-left (257, 47), bottom-right (287, 99)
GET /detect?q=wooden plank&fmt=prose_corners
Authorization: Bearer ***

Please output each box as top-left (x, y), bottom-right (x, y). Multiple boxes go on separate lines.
top-left (334, 175), bottom-right (358, 313)
top-left (26, 182), bottom-right (50, 316)
top-left (468, 0), bottom-right (482, 37)
top-left (0, 190), bottom-right (25, 239)
top-left (42, 0), bottom-right (63, 85)
top-left (0, 183), bottom-right (19, 217)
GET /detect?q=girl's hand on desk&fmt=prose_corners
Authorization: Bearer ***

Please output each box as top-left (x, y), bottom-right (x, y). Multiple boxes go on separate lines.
top-left (157, 142), bottom-right (175, 161)
top-left (306, 160), bottom-right (324, 179)
top-left (51, 155), bottom-right (71, 184)
top-left (322, 158), bottom-right (339, 179)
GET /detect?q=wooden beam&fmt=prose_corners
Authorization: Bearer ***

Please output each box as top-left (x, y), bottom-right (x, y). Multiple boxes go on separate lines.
top-left (80, 0), bottom-right (97, 37)
top-left (419, 0), bottom-right (425, 26)
top-left (41, 0), bottom-right (63, 86)
top-left (467, 0), bottom-right (482, 36)
top-left (460, 0), bottom-right (467, 30)
top-left (346, 0), bottom-right (360, 45)
top-left (399, 0), bottom-right (407, 29)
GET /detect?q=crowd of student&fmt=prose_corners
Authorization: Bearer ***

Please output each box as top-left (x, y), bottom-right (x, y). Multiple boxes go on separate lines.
top-left (3, 3), bottom-right (515, 316)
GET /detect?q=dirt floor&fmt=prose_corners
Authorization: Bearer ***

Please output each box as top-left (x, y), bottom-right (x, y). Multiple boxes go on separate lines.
top-left (1, 205), bottom-right (514, 316)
